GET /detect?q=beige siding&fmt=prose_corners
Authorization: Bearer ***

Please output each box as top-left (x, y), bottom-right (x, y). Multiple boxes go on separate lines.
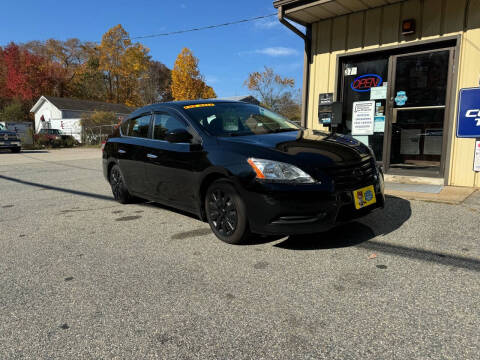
top-left (307, 0), bottom-right (480, 187)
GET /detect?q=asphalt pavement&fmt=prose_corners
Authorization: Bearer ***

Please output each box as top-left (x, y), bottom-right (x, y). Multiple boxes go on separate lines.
top-left (0, 148), bottom-right (479, 359)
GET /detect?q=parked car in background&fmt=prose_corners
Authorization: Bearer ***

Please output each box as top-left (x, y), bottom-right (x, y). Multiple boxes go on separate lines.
top-left (0, 123), bottom-right (21, 153)
top-left (35, 128), bottom-right (79, 147)
top-left (103, 100), bottom-right (385, 244)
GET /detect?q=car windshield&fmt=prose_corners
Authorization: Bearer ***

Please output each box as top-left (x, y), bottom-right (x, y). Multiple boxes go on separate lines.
top-left (183, 102), bottom-right (300, 137)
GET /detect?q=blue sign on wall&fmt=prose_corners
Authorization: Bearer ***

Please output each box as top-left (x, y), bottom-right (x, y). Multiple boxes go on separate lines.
top-left (457, 87), bottom-right (480, 138)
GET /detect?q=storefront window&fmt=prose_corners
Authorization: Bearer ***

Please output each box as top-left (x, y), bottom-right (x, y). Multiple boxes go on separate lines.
top-left (340, 56), bottom-right (389, 161)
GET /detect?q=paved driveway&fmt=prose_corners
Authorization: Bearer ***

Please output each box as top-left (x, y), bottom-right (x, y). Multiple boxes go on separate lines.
top-left (0, 148), bottom-right (479, 359)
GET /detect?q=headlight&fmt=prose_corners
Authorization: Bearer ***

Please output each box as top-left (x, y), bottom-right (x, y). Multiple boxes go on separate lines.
top-left (247, 158), bottom-right (316, 183)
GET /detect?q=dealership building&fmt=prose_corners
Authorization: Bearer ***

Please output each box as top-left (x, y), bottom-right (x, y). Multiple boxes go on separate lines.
top-left (274, 0), bottom-right (480, 188)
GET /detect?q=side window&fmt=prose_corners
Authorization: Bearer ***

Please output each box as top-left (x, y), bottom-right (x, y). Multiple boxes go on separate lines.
top-left (128, 115), bottom-right (151, 138)
top-left (153, 113), bottom-right (188, 140)
top-left (120, 119), bottom-right (129, 136)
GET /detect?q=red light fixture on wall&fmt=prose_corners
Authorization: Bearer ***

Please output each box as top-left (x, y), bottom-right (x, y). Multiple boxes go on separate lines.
top-left (402, 19), bottom-right (416, 35)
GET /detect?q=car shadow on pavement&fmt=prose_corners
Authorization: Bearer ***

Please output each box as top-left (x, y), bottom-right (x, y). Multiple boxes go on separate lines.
top-left (273, 195), bottom-right (412, 251)
top-left (274, 222), bottom-right (376, 250)
top-left (139, 200), bottom-right (201, 221)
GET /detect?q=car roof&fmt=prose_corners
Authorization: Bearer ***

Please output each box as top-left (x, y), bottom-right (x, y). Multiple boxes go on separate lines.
top-left (127, 100), bottom-right (255, 119)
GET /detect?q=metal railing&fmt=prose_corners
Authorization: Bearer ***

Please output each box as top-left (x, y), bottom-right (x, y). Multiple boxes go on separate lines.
top-left (82, 124), bottom-right (117, 145)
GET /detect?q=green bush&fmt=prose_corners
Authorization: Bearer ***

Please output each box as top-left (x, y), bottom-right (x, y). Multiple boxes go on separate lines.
top-left (63, 137), bottom-right (76, 148)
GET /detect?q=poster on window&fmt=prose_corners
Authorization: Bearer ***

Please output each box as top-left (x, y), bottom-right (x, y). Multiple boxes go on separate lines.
top-left (352, 101), bottom-right (375, 136)
top-left (423, 128), bottom-right (443, 155)
top-left (400, 129), bottom-right (421, 155)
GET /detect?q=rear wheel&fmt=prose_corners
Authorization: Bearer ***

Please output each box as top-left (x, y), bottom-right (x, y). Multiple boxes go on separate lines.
top-left (11, 147), bottom-right (21, 153)
top-left (205, 180), bottom-right (251, 244)
top-left (109, 164), bottom-right (132, 204)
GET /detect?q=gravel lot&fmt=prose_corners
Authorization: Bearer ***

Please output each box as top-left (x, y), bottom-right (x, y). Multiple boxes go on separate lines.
top-left (0, 148), bottom-right (479, 359)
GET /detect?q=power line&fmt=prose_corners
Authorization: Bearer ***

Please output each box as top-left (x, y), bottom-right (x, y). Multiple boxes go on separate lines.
top-left (131, 13), bottom-right (277, 40)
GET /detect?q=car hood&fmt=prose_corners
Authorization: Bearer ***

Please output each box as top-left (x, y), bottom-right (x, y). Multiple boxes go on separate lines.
top-left (218, 129), bottom-right (372, 167)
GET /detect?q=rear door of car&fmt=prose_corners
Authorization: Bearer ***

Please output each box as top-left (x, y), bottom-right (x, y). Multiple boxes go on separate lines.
top-left (143, 110), bottom-right (202, 211)
top-left (117, 113), bottom-right (152, 196)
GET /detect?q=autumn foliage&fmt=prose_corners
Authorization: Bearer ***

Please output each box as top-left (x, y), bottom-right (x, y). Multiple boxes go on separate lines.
top-left (0, 25), bottom-right (215, 122)
top-left (98, 25), bottom-right (150, 106)
top-left (0, 43), bottom-right (61, 102)
top-left (171, 48), bottom-right (216, 101)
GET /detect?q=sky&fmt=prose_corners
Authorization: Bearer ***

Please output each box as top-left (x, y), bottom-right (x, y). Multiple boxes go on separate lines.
top-left (0, 0), bottom-right (305, 98)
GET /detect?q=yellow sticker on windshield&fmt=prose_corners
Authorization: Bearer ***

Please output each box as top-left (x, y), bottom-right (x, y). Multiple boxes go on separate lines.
top-left (183, 103), bottom-right (215, 109)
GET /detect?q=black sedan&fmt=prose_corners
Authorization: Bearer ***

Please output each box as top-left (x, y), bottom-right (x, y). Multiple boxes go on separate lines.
top-left (103, 100), bottom-right (384, 244)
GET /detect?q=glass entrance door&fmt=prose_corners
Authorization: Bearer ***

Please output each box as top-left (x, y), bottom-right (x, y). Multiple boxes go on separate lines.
top-left (386, 49), bottom-right (453, 176)
top-left (340, 56), bottom-right (389, 162)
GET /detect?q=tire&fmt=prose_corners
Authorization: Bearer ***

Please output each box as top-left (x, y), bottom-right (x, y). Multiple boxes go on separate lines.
top-left (205, 180), bottom-right (251, 244)
top-left (109, 164), bottom-right (132, 204)
top-left (11, 147), bottom-right (21, 153)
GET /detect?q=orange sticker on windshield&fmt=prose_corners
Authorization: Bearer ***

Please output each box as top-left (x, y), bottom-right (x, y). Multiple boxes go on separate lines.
top-left (183, 103), bottom-right (215, 109)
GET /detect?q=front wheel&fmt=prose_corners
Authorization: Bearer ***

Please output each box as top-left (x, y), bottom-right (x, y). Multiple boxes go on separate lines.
top-left (205, 180), bottom-right (251, 244)
top-left (11, 147), bottom-right (21, 153)
top-left (109, 164), bottom-right (132, 204)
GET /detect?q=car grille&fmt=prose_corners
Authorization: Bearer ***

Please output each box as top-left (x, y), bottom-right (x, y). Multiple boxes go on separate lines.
top-left (2, 134), bottom-right (17, 141)
top-left (323, 158), bottom-right (377, 191)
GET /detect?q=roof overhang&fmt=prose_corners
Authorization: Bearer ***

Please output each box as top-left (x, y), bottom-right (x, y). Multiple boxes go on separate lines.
top-left (274, 0), bottom-right (406, 25)
top-left (30, 96), bottom-right (49, 113)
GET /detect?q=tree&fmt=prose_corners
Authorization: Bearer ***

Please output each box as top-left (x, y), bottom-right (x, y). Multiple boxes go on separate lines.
top-left (171, 48), bottom-right (216, 100)
top-left (139, 60), bottom-right (173, 105)
top-left (0, 101), bottom-right (27, 122)
top-left (23, 38), bottom-right (107, 100)
top-left (98, 25), bottom-right (151, 106)
top-left (0, 42), bottom-right (59, 101)
top-left (275, 89), bottom-right (302, 124)
top-left (244, 66), bottom-right (296, 112)
top-left (69, 54), bottom-right (106, 102)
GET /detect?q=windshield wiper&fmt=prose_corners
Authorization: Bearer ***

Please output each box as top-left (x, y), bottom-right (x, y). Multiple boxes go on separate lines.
top-left (221, 132), bottom-right (252, 137)
top-left (271, 128), bottom-right (298, 133)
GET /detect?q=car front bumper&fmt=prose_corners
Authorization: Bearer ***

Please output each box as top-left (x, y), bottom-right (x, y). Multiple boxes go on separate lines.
top-left (0, 141), bottom-right (21, 149)
top-left (239, 175), bottom-right (385, 236)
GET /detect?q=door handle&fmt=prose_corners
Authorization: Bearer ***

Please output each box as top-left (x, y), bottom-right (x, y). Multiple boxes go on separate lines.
top-left (118, 149), bottom-right (126, 154)
top-left (147, 153), bottom-right (158, 159)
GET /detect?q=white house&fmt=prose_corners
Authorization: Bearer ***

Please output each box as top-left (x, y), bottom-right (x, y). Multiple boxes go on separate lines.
top-left (30, 96), bottom-right (133, 142)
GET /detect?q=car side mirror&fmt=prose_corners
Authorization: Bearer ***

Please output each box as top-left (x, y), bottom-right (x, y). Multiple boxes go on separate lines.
top-left (165, 128), bottom-right (193, 143)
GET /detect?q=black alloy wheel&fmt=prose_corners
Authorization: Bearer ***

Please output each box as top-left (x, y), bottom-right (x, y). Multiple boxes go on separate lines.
top-left (205, 180), bottom-right (250, 244)
top-left (208, 189), bottom-right (238, 237)
top-left (109, 164), bottom-right (131, 204)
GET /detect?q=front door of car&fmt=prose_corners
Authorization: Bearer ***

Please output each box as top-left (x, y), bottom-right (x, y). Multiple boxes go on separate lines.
top-left (143, 111), bottom-right (200, 211)
top-left (117, 113), bottom-right (152, 196)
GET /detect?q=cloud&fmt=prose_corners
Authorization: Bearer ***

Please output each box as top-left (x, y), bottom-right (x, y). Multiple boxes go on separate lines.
top-left (254, 18), bottom-right (281, 29)
top-left (254, 47), bottom-right (299, 57)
